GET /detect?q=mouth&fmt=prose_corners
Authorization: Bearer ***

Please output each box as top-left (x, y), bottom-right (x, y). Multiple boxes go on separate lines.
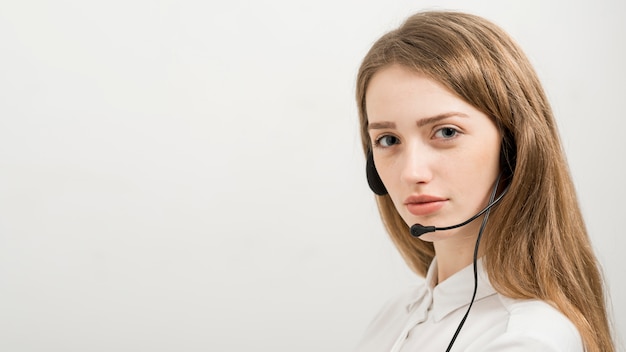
top-left (404, 195), bottom-right (448, 216)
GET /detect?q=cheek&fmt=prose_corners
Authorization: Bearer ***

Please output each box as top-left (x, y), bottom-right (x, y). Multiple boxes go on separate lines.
top-left (375, 160), bottom-right (405, 203)
top-left (482, 140), bottom-right (503, 173)
top-left (466, 125), bottom-right (502, 171)
top-left (466, 144), bottom-right (502, 195)
top-left (374, 157), bottom-right (397, 184)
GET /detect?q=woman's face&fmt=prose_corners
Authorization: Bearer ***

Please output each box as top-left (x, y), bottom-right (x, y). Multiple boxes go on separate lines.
top-left (365, 64), bottom-right (502, 241)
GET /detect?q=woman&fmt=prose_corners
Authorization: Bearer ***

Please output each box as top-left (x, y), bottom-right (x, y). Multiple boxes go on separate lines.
top-left (354, 11), bottom-right (614, 352)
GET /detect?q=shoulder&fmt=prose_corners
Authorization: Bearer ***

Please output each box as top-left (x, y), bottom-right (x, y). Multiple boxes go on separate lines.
top-left (480, 296), bottom-right (584, 352)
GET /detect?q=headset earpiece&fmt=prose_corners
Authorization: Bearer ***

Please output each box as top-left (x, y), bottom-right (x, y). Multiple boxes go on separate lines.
top-left (366, 151), bottom-right (388, 195)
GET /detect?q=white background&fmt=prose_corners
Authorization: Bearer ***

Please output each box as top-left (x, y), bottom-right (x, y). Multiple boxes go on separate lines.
top-left (1, 0), bottom-right (624, 351)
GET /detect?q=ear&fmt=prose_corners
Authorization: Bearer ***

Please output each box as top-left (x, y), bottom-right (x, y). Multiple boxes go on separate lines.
top-left (366, 151), bottom-right (388, 195)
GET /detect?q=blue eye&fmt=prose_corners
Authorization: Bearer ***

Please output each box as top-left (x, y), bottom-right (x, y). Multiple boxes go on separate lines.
top-left (377, 135), bottom-right (400, 147)
top-left (435, 127), bottom-right (458, 139)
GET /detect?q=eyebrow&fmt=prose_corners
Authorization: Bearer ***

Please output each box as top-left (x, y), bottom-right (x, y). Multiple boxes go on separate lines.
top-left (368, 112), bottom-right (469, 130)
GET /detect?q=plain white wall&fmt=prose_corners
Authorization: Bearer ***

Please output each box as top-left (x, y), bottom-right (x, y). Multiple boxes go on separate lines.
top-left (0, 0), bottom-right (624, 351)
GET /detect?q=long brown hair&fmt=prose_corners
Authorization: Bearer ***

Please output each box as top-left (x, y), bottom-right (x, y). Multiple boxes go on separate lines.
top-left (356, 11), bottom-right (613, 352)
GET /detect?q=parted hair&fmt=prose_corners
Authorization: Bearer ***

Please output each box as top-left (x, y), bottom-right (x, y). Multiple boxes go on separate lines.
top-left (356, 11), bottom-right (613, 352)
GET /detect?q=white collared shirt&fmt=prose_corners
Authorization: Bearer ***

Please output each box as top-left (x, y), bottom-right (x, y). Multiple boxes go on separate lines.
top-left (354, 259), bottom-right (583, 351)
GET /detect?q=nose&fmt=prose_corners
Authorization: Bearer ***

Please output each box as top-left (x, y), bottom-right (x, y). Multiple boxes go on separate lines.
top-left (400, 143), bottom-right (433, 186)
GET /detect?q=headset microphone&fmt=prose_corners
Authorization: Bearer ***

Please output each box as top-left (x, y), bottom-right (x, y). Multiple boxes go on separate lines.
top-left (410, 183), bottom-right (509, 238)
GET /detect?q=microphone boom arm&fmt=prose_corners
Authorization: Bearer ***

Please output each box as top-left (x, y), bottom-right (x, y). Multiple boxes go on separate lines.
top-left (410, 184), bottom-right (509, 238)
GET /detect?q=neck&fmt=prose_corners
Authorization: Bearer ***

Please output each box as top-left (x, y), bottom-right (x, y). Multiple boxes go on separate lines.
top-left (433, 230), bottom-right (484, 283)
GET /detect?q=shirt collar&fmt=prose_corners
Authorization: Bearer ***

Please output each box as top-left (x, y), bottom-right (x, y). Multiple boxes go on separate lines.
top-left (406, 257), bottom-right (497, 322)
top-left (405, 258), bottom-right (438, 313)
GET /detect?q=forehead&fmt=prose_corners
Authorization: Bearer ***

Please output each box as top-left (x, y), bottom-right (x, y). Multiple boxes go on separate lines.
top-left (365, 65), bottom-right (470, 123)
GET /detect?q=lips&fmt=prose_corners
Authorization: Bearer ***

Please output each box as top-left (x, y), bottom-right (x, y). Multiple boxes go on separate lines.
top-left (404, 195), bottom-right (447, 216)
